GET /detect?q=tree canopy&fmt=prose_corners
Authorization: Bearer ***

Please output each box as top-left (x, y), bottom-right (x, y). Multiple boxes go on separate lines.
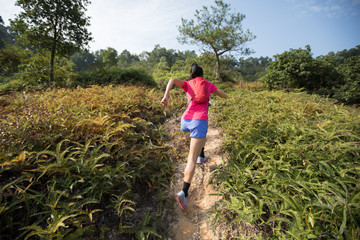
top-left (178, 0), bottom-right (255, 79)
top-left (11, 0), bottom-right (92, 83)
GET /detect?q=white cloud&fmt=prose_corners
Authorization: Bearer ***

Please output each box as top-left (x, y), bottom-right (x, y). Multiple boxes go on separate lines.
top-left (0, 0), bottom-right (22, 24)
top-left (290, 0), bottom-right (360, 18)
top-left (87, 0), bottom-right (213, 53)
top-left (0, 0), bottom-right (214, 53)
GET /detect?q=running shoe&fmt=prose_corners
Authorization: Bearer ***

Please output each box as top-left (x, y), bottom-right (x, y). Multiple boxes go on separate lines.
top-left (175, 190), bottom-right (188, 210)
top-left (197, 156), bottom-right (208, 164)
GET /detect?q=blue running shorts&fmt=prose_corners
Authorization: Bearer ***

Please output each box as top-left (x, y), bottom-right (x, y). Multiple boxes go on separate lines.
top-left (181, 117), bottom-right (208, 138)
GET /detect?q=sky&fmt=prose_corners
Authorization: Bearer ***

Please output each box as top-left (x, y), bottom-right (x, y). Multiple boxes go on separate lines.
top-left (1, 0), bottom-right (360, 59)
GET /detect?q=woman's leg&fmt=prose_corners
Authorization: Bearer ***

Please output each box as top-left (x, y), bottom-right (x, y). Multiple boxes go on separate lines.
top-left (184, 137), bottom-right (206, 183)
top-left (176, 121), bottom-right (207, 209)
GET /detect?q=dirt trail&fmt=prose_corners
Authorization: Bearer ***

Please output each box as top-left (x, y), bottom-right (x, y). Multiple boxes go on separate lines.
top-left (166, 117), bottom-right (226, 240)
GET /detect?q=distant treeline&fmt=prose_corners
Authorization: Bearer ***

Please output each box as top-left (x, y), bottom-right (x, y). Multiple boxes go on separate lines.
top-left (1, 16), bottom-right (359, 104)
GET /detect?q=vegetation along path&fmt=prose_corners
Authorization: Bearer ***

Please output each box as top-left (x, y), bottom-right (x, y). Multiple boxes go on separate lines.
top-left (164, 115), bottom-right (226, 240)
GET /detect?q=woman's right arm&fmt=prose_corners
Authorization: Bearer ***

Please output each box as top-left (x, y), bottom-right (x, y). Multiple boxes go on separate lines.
top-left (161, 78), bottom-right (184, 108)
top-left (214, 88), bottom-right (227, 98)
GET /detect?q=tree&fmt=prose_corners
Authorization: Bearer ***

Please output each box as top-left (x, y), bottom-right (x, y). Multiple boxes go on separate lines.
top-left (11, 0), bottom-right (92, 84)
top-left (70, 50), bottom-right (96, 72)
top-left (333, 56), bottom-right (360, 104)
top-left (100, 47), bottom-right (118, 69)
top-left (237, 56), bottom-right (272, 82)
top-left (263, 46), bottom-right (314, 90)
top-left (178, 0), bottom-right (255, 80)
top-left (0, 44), bottom-right (32, 75)
top-left (146, 45), bottom-right (177, 68)
top-left (16, 52), bottom-right (75, 86)
top-left (117, 49), bottom-right (140, 69)
top-left (171, 50), bottom-right (197, 72)
top-left (263, 45), bottom-right (341, 93)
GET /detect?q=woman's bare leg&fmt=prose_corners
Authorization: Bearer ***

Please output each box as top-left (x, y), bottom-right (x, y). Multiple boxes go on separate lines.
top-left (184, 137), bottom-right (206, 183)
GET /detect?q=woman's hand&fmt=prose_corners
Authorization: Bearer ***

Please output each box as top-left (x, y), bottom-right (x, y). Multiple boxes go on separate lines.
top-left (161, 96), bottom-right (169, 108)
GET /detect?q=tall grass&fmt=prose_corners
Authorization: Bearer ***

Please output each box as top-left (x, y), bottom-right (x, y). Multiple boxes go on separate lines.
top-left (0, 85), bottom-right (185, 239)
top-left (212, 90), bottom-right (360, 239)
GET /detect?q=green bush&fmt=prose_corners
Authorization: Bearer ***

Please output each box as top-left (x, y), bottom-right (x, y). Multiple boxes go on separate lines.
top-left (0, 79), bottom-right (26, 94)
top-left (0, 75), bottom-right (15, 84)
top-left (333, 56), bottom-right (360, 104)
top-left (262, 46), bottom-right (341, 93)
top-left (212, 89), bottom-right (360, 239)
top-left (14, 52), bottom-right (75, 87)
top-left (219, 71), bottom-right (238, 83)
top-left (0, 85), bottom-right (185, 239)
top-left (0, 44), bottom-right (32, 75)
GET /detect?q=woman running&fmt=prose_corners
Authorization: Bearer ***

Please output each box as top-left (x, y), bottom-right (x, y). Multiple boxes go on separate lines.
top-left (161, 63), bottom-right (227, 210)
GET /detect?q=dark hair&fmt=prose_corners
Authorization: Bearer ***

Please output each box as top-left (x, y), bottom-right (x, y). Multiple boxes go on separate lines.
top-left (190, 63), bottom-right (203, 79)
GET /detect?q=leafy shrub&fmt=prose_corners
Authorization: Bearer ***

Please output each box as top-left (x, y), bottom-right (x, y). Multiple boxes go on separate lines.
top-left (219, 71), bottom-right (238, 83)
top-left (75, 68), bottom-right (156, 87)
top-left (237, 57), bottom-right (272, 82)
top-left (0, 75), bottom-right (13, 84)
top-left (0, 44), bottom-right (32, 75)
top-left (0, 78), bottom-right (26, 94)
top-left (70, 50), bottom-right (97, 72)
top-left (212, 89), bottom-right (360, 239)
top-left (333, 56), bottom-right (360, 104)
top-left (14, 52), bottom-right (75, 88)
top-left (262, 46), bottom-right (341, 93)
top-left (0, 85), bottom-right (185, 239)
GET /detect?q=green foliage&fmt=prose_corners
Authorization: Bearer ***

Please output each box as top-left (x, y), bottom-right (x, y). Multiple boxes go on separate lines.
top-left (75, 68), bottom-right (156, 87)
top-left (0, 78), bottom-right (26, 94)
top-left (11, 0), bottom-right (92, 82)
top-left (99, 47), bottom-right (118, 69)
top-left (117, 49), bottom-right (140, 69)
top-left (262, 45), bottom-right (314, 90)
top-left (237, 57), bottom-right (272, 82)
top-left (0, 51), bottom-right (75, 94)
top-left (146, 44), bottom-right (178, 68)
top-left (333, 56), bottom-right (360, 104)
top-left (153, 68), bottom-right (182, 91)
top-left (0, 85), bottom-right (185, 239)
top-left (0, 43), bottom-right (32, 75)
top-left (12, 0), bottom-right (92, 56)
top-left (178, 0), bottom-right (255, 79)
top-left (14, 52), bottom-right (75, 87)
top-left (324, 45), bottom-right (360, 66)
top-left (311, 56), bottom-right (342, 95)
top-left (153, 58), bottom-right (194, 90)
top-left (212, 89), bottom-right (360, 239)
top-left (70, 50), bottom-right (96, 72)
top-left (262, 45), bottom-right (359, 104)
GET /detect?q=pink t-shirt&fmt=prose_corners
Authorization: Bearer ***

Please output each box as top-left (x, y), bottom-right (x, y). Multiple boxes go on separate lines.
top-left (181, 77), bottom-right (218, 121)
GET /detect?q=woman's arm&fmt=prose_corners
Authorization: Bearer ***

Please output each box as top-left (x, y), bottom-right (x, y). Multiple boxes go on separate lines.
top-left (161, 78), bottom-right (184, 108)
top-left (214, 88), bottom-right (227, 98)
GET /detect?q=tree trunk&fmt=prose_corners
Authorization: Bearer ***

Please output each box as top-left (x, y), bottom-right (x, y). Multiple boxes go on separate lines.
top-left (215, 54), bottom-right (220, 80)
top-left (49, 22), bottom-right (57, 85)
top-left (49, 42), bottom-right (55, 85)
